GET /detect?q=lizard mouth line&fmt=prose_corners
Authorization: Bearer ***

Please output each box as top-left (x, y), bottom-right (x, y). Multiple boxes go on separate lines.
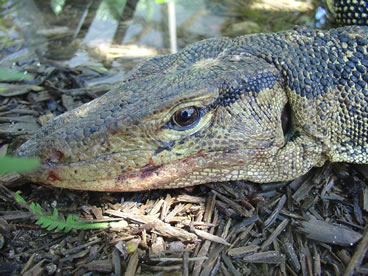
top-left (25, 146), bottom-right (273, 191)
top-left (25, 153), bottom-right (211, 192)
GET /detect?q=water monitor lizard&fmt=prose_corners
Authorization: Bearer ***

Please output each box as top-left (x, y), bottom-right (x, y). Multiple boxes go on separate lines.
top-left (16, 25), bottom-right (368, 192)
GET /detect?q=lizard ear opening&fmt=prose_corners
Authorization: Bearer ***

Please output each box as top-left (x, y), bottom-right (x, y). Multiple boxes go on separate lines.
top-left (281, 103), bottom-right (292, 138)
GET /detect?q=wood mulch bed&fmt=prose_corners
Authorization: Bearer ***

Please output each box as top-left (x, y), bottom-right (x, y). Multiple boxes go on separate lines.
top-left (0, 51), bottom-right (368, 276)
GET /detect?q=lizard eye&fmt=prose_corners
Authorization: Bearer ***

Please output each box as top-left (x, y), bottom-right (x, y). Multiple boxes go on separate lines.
top-left (172, 106), bottom-right (200, 128)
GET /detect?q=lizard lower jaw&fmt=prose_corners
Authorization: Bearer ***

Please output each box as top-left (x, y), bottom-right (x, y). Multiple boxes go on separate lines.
top-left (23, 154), bottom-right (209, 192)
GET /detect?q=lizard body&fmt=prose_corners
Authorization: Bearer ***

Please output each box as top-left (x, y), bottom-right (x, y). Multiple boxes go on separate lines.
top-left (16, 26), bottom-right (368, 191)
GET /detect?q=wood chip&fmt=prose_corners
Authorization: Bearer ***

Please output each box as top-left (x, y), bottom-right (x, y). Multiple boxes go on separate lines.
top-left (264, 194), bottom-right (286, 228)
top-left (363, 187), bottom-right (368, 212)
top-left (297, 218), bottom-right (362, 246)
top-left (243, 251), bottom-right (286, 264)
top-left (282, 237), bottom-right (300, 271)
top-left (125, 251), bottom-right (139, 276)
top-left (149, 199), bottom-right (164, 216)
top-left (343, 227), bottom-right (368, 276)
top-left (211, 190), bottom-right (251, 217)
top-left (204, 193), bottom-right (216, 223)
top-left (292, 179), bottom-right (315, 203)
top-left (149, 256), bottom-right (208, 263)
top-left (0, 84), bottom-right (43, 97)
top-left (194, 229), bottom-right (231, 246)
top-left (112, 247), bottom-right (123, 274)
top-left (0, 121), bottom-right (40, 137)
top-left (176, 194), bottom-right (206, 204)
top-left (192, 209), bottom-right (218, 276)
top-left (261, 219), bottom-right (289, 251)
top-left (200, 243), bottom-right (226, 275)
top-left (61, 94), bottom-right (78, 110)
top-left (222, 253), bottom-right (241, 276)
top-left (150, 236), bottom-right (165, 257)
top-left (140, 264), bottom-right (182, 273)
top-left (23, 260), bottom-right (45, 276)
top-left (21, 253), bottom-right (36, 274)
top-left (161, 193), bottom-right (173, 219)
top-left (60, 248), bottom-right (89, 262)
top-left (0, 210), bottom-right (34, 221)
top-left (91, 206), bottom-right (104, 219)
top-left (106, 210), bottom-right (197, 241)
top-left (228, 244), bottom-right (260, 256)
top-left (183, 251), bottom-right (189, 276)
top-left (83, 260), bottom-right (113, 273)
top-left (38, 113), bottom-right (55, 125)
top-left (63, 239), bottom-right (101, 255)
top-left (164, 203), bottom-right (185, 222)
top-left (312, 243), bottom-right (321, 276)
top-left (28, 90), bottom-right (52, 102)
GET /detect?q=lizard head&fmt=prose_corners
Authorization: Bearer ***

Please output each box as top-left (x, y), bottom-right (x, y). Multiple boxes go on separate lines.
top-left (16, 36), bottom-right (322, 191)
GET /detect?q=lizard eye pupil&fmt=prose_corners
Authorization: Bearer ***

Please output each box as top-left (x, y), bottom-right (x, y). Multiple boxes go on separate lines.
top-left (173, 106), bottom-right (199, 127)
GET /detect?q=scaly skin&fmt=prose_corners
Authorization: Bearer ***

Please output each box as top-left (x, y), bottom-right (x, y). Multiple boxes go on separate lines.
top-left (332, 0), bottom-right (368, 26)
top-left (16, 26), bottom-right (368, 191)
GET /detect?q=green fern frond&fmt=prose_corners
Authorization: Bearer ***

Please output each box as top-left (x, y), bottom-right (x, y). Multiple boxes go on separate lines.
top-left (29, 202), bottom-right (44, 216)
top-left (15, 191), bottom-right (127, 232)
top-left (14, 191), bottom-right (27, 204)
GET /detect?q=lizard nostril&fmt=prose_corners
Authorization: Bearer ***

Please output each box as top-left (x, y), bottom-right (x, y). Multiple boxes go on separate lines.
top-left (46, 150), bottom-right (64, 164)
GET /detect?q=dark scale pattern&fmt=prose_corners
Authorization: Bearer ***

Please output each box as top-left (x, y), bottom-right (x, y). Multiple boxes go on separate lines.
top-left (215, 73), bottom-right (279, 107)
top-left (288, 27), bottom-right (368, 156)
top-left (231, 28), bottom-right (325, 99)
top-left (231, 26), bottom-right (368, 159)
top-left (266, 27), bottom-right (367, 100)
top-left (175, 37), bottom-right (231, 70)
top-left (334, 0), bottom-right (368, 26)
top-left (127, 54), bottom-right (178, 81)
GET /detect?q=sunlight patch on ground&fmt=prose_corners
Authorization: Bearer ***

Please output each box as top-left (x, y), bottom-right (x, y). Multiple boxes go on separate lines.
top-left (251, 0), bottom-right (313, 12)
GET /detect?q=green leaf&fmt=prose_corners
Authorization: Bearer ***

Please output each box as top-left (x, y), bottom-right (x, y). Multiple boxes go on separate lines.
top-left (14, 191), bottom-right (128, 233)
top-left (30, 202), bottom-right (44, 216)
top-left (0, 67), bottom-right (33, 82)
top-left (0, 156), bottom-right (40, 175)
top-left (155, 0), bottom-right (176, 3)
top-left (15, 191), bottom-right (27, 204)
top-left (34, 211), bottom-right (128, 232)
top-left (50, 0), bottom-right (66, 15)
